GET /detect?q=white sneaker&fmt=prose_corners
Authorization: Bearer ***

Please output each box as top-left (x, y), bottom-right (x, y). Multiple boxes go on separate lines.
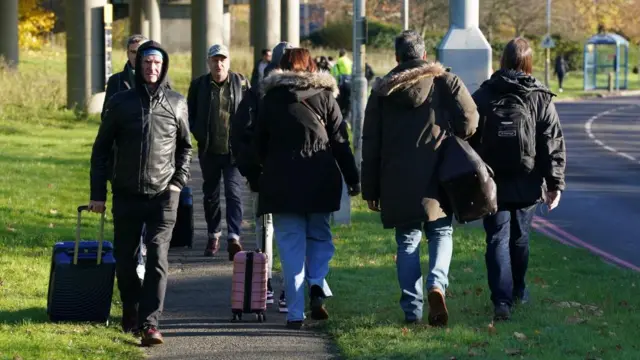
top-left (278, 292), bottom-right (288, 313)
top-left (136, 264), bottom-right (145, 280)
top-left (266, 290), bottom-right (275, 305)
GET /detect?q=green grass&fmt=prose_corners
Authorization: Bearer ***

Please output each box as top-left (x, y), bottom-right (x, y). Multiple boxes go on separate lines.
top-left (325, 200), bottom-right (640, 359)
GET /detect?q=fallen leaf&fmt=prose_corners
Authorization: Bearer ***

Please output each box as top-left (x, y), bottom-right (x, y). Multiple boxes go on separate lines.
top-left (49, 209), bottom-right (58, 215)
top-left (401, 327), bottom-right (409, 336)
top-left (463, 289), bottom-right (472, 295)
top-left (393, 255), bottom-right (397, 263)
top-left (533, 276), bottom-right (546, 284)
top-left (616, 344), bottom-right (622, 350)
top-left (618, 300), bottom-right (629, 307)
top-left (632, 283), bottom-right (636, 287)
top-left (445, 328), bottom-right (451, 333)
top-left (566, 316), bottom-right (587, 324)
top-left (0, 279), bottom-right (3, 286)
top-left (48, 223), bottom-right (55, 228)
top-left (534, 329), bottom-right (541, 335)
top-left (449, 357), bottom-right (457, 360)
top-left (6, 226), bottom-right (16, 232)
top-left (609, 331), bottom-right (617, 337)
top-left (513, 332), bottom-right (527, 340)
top-left (487, 322), bottom-right (497, 335)
top-left (468, 349), bottom-right (479, 356)
top-left (47, 183), bottom-right (53, 188)
top-left (475, 287), bottom-right (484, 296)
top-left (563, 256), bottom-right (568, 260)
top-left (13, 355), bottom-right (23, 360)
top-left (504, 348), bottom-right (522, 356)
top-left (463, 267), bottom-right (473, 273)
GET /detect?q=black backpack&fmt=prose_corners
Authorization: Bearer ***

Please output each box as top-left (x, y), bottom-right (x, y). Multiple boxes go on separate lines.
top-left (480, 92), bottom-right (536, 175)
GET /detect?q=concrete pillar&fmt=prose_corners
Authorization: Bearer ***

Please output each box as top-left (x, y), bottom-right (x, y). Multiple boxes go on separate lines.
top-left (143, 0), bottom-right (161, 42)
top-left (223, 4), bottom-right (231, 47)
top-left (263, 0), bottom-right (281, 51)
top-left (251, 0), bottom-right (265, 63)
top-left (437, 0), bottom-right (491, 94)
top-left (66, 0), bottom-right (107, 112)
top-left (130, 0), bottom-right (144, 36)
top-left (191, 0), bottom-right (224, 79)
top-left (0, 0), bottom-right (19, 68)
top-left (281, 0), bottom-right (300, 47)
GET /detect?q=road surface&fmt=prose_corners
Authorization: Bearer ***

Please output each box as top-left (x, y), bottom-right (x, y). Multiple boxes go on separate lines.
top-left (534, 96), bottom-right (640, 270)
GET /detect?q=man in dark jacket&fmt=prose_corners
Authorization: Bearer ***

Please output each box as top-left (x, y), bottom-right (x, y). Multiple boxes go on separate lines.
top-left (250, 48), bottom-right (271, 88)
top-left (90, 41), bottom-right (192, 345)
top-left (362, 30), bottom-right (479, 326)
top-left (471, 37), bottom-right (566, 321)
top-left (103, 34), bottom-right (147, 109)
top-left (188, 44), bottom-right (249, 260)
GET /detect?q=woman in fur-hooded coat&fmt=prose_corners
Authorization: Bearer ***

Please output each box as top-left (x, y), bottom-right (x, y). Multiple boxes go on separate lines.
top-left (253, 52), bottom-right (360, 217)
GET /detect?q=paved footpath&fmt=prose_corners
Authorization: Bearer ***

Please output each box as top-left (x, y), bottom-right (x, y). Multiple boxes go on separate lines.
top-left (146, 158), bottom-right (338, 360)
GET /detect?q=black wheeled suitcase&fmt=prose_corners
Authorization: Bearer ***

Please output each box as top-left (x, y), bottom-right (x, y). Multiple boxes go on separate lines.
top-left (46, 205), bottom-right (116, 324)
top-left (170, 186), bottom-right (194, 248)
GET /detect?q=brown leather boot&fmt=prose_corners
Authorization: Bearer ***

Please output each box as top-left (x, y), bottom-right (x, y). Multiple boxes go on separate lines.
top-left (204, 237), bottom-right (220, 257)
top-left (227, 239), bottom-right (243, 261)
top-left (427, 287), bottom-right (449, 327)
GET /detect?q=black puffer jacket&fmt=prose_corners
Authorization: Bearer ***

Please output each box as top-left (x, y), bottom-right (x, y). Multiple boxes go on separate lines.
top-left (230, 86), bottom-right (260, 186)
top-left (253, 70), bottom-right (359, 215)
top-left (91, 41), bottom-right (192, 201)
top-left (471, 70), bottom-right (566, 205)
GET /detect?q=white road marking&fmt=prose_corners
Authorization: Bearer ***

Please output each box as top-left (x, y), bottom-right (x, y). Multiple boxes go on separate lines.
top-left (583, 104), bottom-right (639, 162)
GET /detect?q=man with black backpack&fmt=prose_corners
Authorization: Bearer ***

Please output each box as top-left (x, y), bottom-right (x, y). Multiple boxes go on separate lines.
top-left (471, 37), bottom-right (566, 321)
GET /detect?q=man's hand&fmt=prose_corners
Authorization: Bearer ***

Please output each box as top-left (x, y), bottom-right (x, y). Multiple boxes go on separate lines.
top-left (545, 190), bottom-right (561, 211)
top-left (88, 200), bottom-right (106, 213)
top-left (348, 183), bottom-right (361, 197)
top-left (168, 184), bottom-right (181, 192)
top-left (367, 199), bottom-right (381, 212)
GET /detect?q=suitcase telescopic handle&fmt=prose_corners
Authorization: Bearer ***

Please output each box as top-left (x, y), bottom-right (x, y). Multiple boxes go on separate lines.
top-left (74, 205), bottom-right (106, 266)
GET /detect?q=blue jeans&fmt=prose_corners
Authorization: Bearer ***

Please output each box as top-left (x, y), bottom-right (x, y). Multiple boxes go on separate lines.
top-left (483, 204), bottom-right (537, 306)
top-left (199, 152), bottom-right (243, 240)
top-left (273, 213), bottom-right (334, 322)
top-left (395, 215), bottom-right (453, 322)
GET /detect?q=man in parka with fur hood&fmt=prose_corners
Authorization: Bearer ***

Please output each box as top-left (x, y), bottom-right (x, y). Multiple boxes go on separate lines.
top-left (361, 30), bottom-right (479, 326)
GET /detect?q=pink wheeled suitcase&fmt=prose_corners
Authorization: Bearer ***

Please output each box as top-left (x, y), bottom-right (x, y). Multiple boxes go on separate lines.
top-left (231, 250), bottom-right (268, 322)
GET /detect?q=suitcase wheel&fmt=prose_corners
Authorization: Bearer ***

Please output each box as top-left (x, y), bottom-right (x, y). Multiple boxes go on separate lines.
top-left (232, 312), bottom-right (242, 321)
top-left (257, 312), bottom-right (266, 322)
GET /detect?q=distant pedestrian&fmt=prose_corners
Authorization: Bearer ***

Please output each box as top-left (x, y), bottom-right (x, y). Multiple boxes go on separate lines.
top-left (471, 37), bottom-right (566, 321)
top-left (251, 49), bottom-right (271, 88)
top-left (554, 54), bottom-right (568, 92)
top-left (251, 48), bottom-right (360, 329)
top-left (187, 44), bottom-right (249, 260)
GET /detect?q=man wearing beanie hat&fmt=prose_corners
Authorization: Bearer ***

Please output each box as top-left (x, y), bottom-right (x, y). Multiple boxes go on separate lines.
top-left (188, 44), bottom-right (249, 260)
top-left (90, 40), bottom-right (192, 346)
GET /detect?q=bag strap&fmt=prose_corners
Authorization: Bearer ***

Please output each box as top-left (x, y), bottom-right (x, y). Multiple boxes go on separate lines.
top-left (300, 99), bottom-right (326, 126)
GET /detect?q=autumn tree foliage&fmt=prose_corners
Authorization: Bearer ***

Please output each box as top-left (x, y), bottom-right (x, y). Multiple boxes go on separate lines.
top-left (19, 0), bottom-right (56, 50)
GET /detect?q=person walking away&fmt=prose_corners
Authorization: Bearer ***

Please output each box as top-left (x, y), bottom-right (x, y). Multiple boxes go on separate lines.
top-left (187, 44), bottom-right (249, 260)
top-left (89, 40), bottom-right (192, 345)
top-left (230, 42), bottom-right (292, 313)
top-left (471, 37), bottom-right (566, 321)
top-left (251, 49), bottom-right (272, 89)
top-left (554, 54), bottom-right (568, 93)
top-left (331, 49), bottom-right (353, 118)
top-left (252, 48), bottom-right (360, 329)
top-left (361, 30), bottom-right (479, 326)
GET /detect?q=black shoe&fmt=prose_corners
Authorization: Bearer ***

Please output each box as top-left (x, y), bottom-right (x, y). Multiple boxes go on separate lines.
top-left (405, 318), bottom-right (422, 325)
top-left (513, 288), bottom-right (530, 305)
top-left (286, 320), bottom-right (304, 330)
top-left (309, 285), bottom-right (329, 320)
top-left (121, 304), bottom-right (138, 334)
top-left (494, 302), bottom-right (511, 321)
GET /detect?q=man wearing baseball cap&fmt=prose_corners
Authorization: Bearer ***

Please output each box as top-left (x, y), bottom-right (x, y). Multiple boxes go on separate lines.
top-left (188, 44), bottom-right (249, 260)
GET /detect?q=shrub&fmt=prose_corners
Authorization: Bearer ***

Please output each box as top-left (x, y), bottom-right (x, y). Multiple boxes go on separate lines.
top-left (18, 0), bottom-right (56, 50)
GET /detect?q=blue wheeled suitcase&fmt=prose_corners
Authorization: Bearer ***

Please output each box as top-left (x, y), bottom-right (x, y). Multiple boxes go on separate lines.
top-left (46, 205), bottom-right (116, 324)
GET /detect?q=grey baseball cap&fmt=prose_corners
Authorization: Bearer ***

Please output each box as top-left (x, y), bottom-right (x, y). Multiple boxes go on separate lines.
top-left (208, 44), bottom-right (229, 58)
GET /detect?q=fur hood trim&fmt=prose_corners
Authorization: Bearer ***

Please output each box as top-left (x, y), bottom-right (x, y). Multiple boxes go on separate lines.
top-left (373, 62), bottom-right (447, 96)
top-left (261, 70), bottom-right (339, 97)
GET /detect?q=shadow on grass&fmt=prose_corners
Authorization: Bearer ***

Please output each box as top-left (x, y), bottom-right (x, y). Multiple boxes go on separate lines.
top-left (0, 307), bottom-right (49, 325)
